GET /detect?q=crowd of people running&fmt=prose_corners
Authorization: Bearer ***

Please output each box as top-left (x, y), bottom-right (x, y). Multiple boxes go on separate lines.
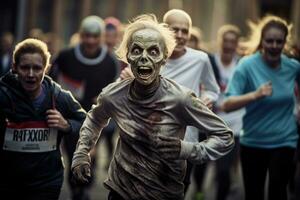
top-left (0, 7), bottom-right (300, 200)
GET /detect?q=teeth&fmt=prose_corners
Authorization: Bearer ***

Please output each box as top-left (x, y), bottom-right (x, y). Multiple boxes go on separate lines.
top-left (137, 66), bottom-right (152, 78)
top-left (139, 66), bottom-right (151, 70)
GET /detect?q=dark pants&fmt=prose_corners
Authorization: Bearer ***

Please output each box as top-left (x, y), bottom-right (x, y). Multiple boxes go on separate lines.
top-left (295, 138), bottom-right (300, 200)
top-left (184, 133), bottom-right (207, 194)
top-left (240, 145), bottom-right (295, 200)
top-left (215, 137), bottom-right (239, 200)
top-left (193, 163), bottom-right (207, 192)
top-left (108, 190), bottom-right (125, 200)
top-left (183, 160), bottom-right (194, 193)
top-left (0, 187), bottom-right (61, 200)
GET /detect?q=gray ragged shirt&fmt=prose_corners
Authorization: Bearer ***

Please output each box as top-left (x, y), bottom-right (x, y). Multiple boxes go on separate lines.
top-left (72, 77), bottom-right (233, 200)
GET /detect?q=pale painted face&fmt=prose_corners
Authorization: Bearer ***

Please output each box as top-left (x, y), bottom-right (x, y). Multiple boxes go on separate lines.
top-left (127, 28), bottom-right (166, 85)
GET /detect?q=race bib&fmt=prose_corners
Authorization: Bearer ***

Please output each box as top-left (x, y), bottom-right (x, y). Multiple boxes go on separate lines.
top-left (3, 121), bottom-right (58, 152)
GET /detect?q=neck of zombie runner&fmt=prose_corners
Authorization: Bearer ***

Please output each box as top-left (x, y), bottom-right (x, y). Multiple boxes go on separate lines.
top-left (131, 76), bottom-right (160, 100)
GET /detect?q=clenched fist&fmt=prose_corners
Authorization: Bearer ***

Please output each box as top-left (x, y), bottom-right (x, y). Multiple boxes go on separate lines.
top-left (255, 81), bottom-right (272, 99)
top-left (46, 109), bottom-right (70, 132)
top-left (72, 164), bottom-right (91, 184)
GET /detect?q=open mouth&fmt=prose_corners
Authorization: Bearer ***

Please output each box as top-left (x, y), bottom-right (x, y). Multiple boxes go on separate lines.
top-left (23, 80), bottom-right (36, 89)
top-left (269, 51), bottom-right (280, 56)
top-left (26, 80), bottom-right (35, 84)
top-left (137, 66), bottom-right (153, 79)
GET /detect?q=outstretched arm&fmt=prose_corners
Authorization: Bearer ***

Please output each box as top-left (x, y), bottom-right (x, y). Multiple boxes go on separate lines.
top-left (71, 94), bottom-right (111, 182)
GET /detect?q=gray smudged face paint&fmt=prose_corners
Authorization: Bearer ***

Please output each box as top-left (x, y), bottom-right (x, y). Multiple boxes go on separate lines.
top-left (127, 28), bottom-right (166, 85)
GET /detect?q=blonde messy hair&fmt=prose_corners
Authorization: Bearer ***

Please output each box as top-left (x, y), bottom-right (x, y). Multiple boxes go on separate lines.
top-left (241, 15), bottom-right (293, 55)
top-left (115, 14), bottom-right (176, 64)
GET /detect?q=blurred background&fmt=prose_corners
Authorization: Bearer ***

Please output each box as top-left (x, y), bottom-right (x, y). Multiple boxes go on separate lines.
top-left (1, 0), bottom-right (300, 54)
top-left (1, 1), bottom-right (300, 200)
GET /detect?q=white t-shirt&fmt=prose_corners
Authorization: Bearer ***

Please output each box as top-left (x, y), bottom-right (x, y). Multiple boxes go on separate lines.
top-left (214, 53), bottom-right (245, 136)
top-left (161, 47), bottom-right (220, 142)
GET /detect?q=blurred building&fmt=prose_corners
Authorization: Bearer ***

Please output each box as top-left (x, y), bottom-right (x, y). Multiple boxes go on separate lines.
top-left (1, 0), bottom-right (300, 51)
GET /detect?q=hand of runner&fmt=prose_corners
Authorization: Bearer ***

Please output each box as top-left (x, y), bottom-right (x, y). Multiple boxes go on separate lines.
top-left (201, 97), bottom-right (213, 109)
top-left (157, 135), bottom-right (181, 160)
top-left (46, 109), bottom-right (71, 132)
top-left (120, 67), bottom-right (134, 80)
top-left (72, 164), bottom-right (91, 184)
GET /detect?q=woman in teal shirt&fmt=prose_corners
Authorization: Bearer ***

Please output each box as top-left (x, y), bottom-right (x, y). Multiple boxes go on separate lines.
top-left (223, 15), bottom-right (300, 200)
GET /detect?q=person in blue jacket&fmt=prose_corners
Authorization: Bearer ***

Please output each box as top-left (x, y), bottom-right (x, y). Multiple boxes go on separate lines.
top-left (223, 15), bottom-right (300, 200)
top-left (0, 38), bottom-right (86, 200)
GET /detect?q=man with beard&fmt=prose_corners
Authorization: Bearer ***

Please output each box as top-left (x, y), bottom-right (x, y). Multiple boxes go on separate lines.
top-left (71, 14), bottom-right (233, 200)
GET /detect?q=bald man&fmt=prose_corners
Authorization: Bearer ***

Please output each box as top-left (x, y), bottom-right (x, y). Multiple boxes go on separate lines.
top-left (161, 9), bottom-right (220, 192)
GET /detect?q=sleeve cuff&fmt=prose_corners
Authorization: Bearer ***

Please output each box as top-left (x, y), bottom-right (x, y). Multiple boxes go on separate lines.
top-left (71, 152), bottom-right (91, 170)
top-left (179, 141), bottom-right (194, 160)
top-left (201, 91), bottom-right (219, 102)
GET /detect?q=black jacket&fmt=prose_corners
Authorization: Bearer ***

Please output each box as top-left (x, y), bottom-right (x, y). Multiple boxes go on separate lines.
top-left (0, 72), bottom-right (86, 189)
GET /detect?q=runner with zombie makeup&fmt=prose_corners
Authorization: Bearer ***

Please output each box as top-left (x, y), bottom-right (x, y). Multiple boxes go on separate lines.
top-left (71, 14), bottom-right (234, 200)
